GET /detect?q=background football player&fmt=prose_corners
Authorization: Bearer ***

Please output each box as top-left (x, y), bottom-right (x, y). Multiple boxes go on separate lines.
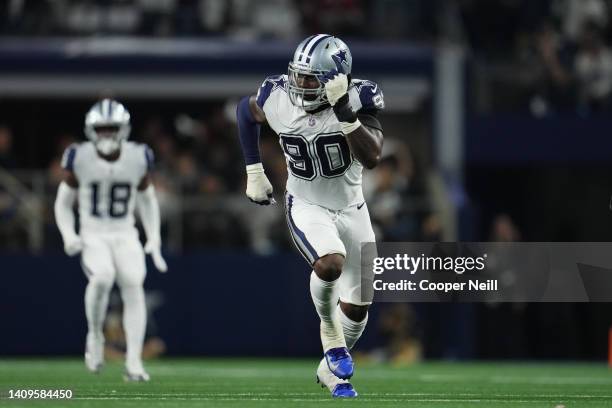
top-left (236, 34), bottom-right (384, 398)
top-left (54, 99), bottom-right (167, 381)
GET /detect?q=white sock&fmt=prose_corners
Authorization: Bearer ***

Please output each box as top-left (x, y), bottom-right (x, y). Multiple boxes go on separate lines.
top-left (317, 357), bottom-right (348, 392)
top-left (120, 286), bottom-right (147, 372)
top-left (84, 279), bottom-right (112, 340)
top-left (338, 305), bottom-right (368, 350)
top-left (309, 272), bottom-right (346, 351)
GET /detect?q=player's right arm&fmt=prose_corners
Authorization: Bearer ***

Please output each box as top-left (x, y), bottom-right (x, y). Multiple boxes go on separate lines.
top-left (236, 87), bottom-right (274, 205)
top-left (135, 147), bottom-right (168, 273)
top-left (54, 145), bottom-right (83, 256)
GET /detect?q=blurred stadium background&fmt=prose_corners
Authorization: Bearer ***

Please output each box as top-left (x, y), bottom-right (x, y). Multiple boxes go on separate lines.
top-left (2, 0), bottom-right (612, 375)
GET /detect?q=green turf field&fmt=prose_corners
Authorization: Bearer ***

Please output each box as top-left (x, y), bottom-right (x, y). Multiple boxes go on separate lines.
top-left (1, 358), bottom-right (612, 407)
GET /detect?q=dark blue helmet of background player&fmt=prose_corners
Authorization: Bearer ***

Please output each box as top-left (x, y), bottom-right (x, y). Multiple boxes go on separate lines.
top-left (288, 34), bottom-right (353, 112)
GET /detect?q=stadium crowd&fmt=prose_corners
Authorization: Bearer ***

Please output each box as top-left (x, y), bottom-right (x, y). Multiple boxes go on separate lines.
top-left (2, 0), bottom-right (612, 251)
top-left (2, 0), bottom-right (612, 114)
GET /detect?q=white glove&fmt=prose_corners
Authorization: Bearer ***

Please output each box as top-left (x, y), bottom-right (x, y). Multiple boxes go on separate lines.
top-left (145, 240), bottom-right (168, 273)
top-left (64, 235), bottom-right (83, 257)
top-left (323, 72), bottom-right (349, 106)
top-left (246, 163), bottom-right (275, 205)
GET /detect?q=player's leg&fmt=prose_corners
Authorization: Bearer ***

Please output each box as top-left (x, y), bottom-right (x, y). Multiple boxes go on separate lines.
top-left (338, 302), bottom-right (369, 347)
top-left (337, 202), bottom-right (377, 350)
top-left (313, 203), bottom-right (376, 396)
top-left (311, 254), bottom-right (345, 351)
top-left (112, 233), bottom-right (148, 381)
top-left (81, 235), bottom-right (116, 373)
top-left (315, 299), bottom-right (366, 397)
top-left (286, 194), bottom-right (346, 350)
top-left (285, 193), bottom-right (354, 381)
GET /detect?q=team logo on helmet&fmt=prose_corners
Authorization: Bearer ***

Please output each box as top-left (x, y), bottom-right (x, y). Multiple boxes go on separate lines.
top-left (331, 49), bottom-right (350, 70)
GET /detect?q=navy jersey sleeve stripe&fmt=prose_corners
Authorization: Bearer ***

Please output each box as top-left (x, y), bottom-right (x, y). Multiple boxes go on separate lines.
top-left (256, 79), bottom-right (274, 108)
top-left (61, 145), bottom-right (77, 171)
top-left (356, 81), bottom-right (385, 112)
top-left (256, 75), bottom-right (287, 108)
top-left (144, 146), bottom-right (155, 171)
top-left (285, 194), bottom-right (319, 264)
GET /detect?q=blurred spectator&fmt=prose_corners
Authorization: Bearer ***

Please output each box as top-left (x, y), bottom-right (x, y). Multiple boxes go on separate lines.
top-left (299, 0), bottom-right (365, 38)
top-left (174, 152), bottom-right (203, 193)
top-left (138, 0), bottom-right (179, 36)
top-left (63, 1), bottom-right (141, 36)
top-left (459, 0), bottom-right (526, 59)
top-left (0, 124), bottom-right (26, 249)
top-left (527, 17), bottom-right (612, 114)
top-left (574, 21), bottom-right (612, 111)
top-left (367, 0), bottom-right (440, 41)
top-left (490, 213), bottom-right (522, 242)
top-left (476, 212), bottom-right (528, 359)
top-left (0, 125), bottom-right (16, 169)
top-left (230, 0), bottom-right (299, 39)
top-left (364, 138), bottom-right (426, 241)
top-left (555, 0), bottom-right (609, 42)
top-left (531, 21), bottom-right (577, 114)
top-left (361, 304), bottom-right (422, 365)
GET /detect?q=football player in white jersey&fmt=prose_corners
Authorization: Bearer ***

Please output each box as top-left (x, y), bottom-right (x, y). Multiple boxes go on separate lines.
top-left (54, 99), bottom-right (167, 381)
top-left (236, 34), bottom-right (384, 398)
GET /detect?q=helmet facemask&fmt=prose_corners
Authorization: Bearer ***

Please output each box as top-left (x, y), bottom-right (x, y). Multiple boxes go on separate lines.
top-left (91, 124), bottom-right (125, 155)
top-left (287, 62), bottom-right (329, 112)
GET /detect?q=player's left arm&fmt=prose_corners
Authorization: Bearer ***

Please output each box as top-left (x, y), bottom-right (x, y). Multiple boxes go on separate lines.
top-left (344, 114), bottom-right (383, 169)
top-left (321, 70), bottom-right (383, 169)
top-left (136, 147), bottom-right (167, 273)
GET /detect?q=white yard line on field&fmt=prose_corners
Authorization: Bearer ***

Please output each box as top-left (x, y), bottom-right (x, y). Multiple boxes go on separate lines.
top-left (80, 391), bottom-right (612, 399)
top-left (418, 373), bottom-right (612, 385)
top-left (70, 396), bottom-right (545, 403)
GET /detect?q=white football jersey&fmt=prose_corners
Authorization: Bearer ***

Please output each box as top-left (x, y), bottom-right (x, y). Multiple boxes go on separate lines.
top-left (257, 74), bottom-right (384, 210)
top-left (61, 141), bottom-right (153, 234)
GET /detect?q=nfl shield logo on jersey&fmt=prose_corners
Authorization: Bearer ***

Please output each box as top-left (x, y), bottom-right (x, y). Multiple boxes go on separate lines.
top-left (308, 116), bottom-right (316, 127)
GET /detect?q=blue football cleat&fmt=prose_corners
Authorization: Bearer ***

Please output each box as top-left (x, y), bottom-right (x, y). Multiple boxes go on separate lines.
top-left (332, 383), bottom-right (358, 398)
top-left (324, 347), bottom-right (354, 379)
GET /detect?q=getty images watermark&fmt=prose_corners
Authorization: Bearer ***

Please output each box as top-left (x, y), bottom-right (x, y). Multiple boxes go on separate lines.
top-left (360, 242), bottom-right (612, 303)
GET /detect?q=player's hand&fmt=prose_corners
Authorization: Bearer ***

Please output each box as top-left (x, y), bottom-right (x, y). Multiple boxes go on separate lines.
top-left (63, 235), bottom-right (83, 257)
top-left (145, 240), bottom-right (168, 273)
top-left (246, 163), bottom-right (276, 205)
top-left (320, 69), bottom-right (348, 106)
top-left (320, 54), bottom-right (349, 106)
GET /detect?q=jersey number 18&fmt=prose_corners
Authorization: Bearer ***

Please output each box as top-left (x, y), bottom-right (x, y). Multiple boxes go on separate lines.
top-left (90, 182), bottom-right (131, 218)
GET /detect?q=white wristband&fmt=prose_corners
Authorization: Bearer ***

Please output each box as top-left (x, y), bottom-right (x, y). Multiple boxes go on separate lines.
top-left (246, 163), bottom-right (264, 174)
top-left (340, 119), bottom-right (361, 135)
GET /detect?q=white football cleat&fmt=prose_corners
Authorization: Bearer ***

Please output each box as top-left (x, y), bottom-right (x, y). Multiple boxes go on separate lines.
top-left (124, 361), bottom-right (150, 382)
top-left (123, 370), bottom-right (151, 382)
top-left (84, 333), bottom-right (104, 373)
